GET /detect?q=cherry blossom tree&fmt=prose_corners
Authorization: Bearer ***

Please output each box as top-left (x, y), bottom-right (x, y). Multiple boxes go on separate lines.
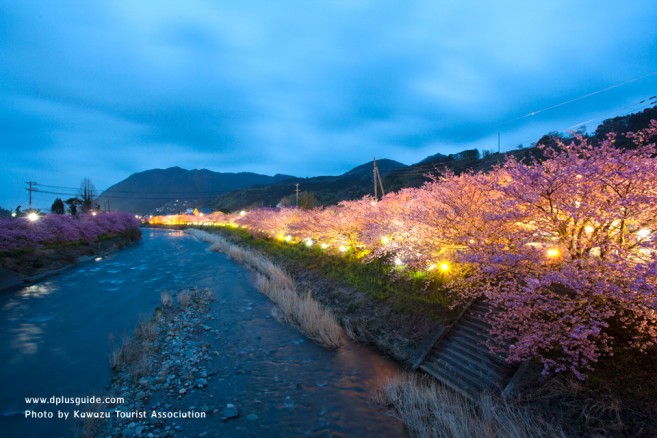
top-left (450, 122), bottom-right (657, 378)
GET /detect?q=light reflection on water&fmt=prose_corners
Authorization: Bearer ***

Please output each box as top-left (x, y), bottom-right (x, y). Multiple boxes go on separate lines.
top-left (11, 323), bottom-right (43, 355)
top-left (18, 282), bottom-right (57, 299)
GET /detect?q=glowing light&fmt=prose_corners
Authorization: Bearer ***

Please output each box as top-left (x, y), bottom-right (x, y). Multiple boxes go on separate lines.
top-left (427, 264), bottom-right (437, 271)
top-left (381, 236), bottom-right (390, 245)
top-left (239, 210), bottom-right (247, 217)
top-left (394, 258), bottom-right (404, 266)
top-left (320, 243), bottom-right (329, 249)
top-left (94, 257), bottom-right (102, 262)
top-left (304, 238), bottom-right (314, 247)
top-left (27, 212), bottom-right (39, 222)
top-left (277, 234), bottom-right (285, 241)
top-left (11, 212), bottom-right (16, 218)
top-left (370, 201), bottom-right (377, 206)
top-left (339, 245), bottom-right (347, 252)
top-left (468, 239), bottom-right (476, 244)
top-left (285, 235), bottom-right (292, 242)
top-left (135, 215), bottom-right (140, 219)
top-left (92, 211), bottom-right (97, 216)
top-left (584, 225), bottom-right (595, 234)
top-left (546, 248), bottom-right (560, 258)
top-left (439, 262), bottom-right (450, 272)
top-left (637, 228), bottom-right (651, 239)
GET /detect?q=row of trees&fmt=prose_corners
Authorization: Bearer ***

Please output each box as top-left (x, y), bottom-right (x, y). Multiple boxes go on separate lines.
top-left (150, 121), bottom-right (657, 378)
top-left (50, 178), bottom-right (99, 215)
top-left (0, 212), bottom-right (140, 253)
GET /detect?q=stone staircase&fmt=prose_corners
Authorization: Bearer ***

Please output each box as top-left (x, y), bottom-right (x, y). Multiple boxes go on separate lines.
top-left (413, 299), bottom-right (517, 399)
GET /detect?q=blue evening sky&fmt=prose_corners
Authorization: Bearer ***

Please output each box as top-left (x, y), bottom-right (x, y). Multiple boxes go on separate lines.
top-left (2, 0), bottom-right (657, 209)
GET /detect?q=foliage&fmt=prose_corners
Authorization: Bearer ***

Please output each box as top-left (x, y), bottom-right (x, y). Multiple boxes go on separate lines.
top-left (0, 212), bottom-right (141, 253)
top-left (148, 121), bottom-right (657, 379)
top-left (51, 198), bottom-right (65, 215)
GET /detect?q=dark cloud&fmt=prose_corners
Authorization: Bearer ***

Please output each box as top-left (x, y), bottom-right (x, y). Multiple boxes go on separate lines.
top-left (2, 0), bottom-right (657, 208)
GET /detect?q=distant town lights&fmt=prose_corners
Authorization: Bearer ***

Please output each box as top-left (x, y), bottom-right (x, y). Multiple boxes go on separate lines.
top-left (239, 210), bottom-right (247, 217)
top-left (27, 212), bottom-right (39, 222)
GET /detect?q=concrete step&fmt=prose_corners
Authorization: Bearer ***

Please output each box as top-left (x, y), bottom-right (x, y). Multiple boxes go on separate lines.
top-left (446, 334), bottom-right (510, 368)
top-left (420, 361), bottom-right (480, 399)
top-left (427, 349), bottom-right (500, 389)
top-left (439, 337), bottom-right (511, 376)
top-left (450, 323), bottom-right (493, 346)
top-left (460, 314), bottom-right (493, 331)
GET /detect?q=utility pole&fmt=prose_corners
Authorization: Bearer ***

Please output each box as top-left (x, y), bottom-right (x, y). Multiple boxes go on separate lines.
top-left (295, 183), bottom-right (300, 208)
top-left (373, 157), bottom-right (377, 200)
top-left (25, 181), bottom-right (37, 210)
top-left (372, 157), bottom-right (385, 200)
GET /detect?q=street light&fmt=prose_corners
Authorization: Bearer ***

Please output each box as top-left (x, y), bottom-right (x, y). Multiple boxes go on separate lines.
top-left (27, 212), bottom-right (39, 222)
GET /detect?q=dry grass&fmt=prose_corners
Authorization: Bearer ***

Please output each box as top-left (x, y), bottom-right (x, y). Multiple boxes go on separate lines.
top-left (176, 289), bottom-right (191, 308)
top-left (189, 229), bottom-right (342, 349)
top-left (160, 290), bottom-right (172, 307)
top-left (109, 316), bottom-right (159, 380)
top-left (380, 373), bottom-right (565, 438)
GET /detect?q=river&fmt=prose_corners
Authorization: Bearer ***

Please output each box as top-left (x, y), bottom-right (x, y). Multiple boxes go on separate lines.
top-left (0, 228), bottom-right (405, 437)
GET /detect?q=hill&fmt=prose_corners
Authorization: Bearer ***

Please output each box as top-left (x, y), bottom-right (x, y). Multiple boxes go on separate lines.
top-left (97, 167), bottom-right (294, 215)
top-left (212, 159), bottom-right (407, 211)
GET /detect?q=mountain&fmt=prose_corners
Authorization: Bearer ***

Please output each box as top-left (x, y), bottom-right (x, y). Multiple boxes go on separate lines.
top-left (97, 167), bottom-right (294, 215)
top-left (101, 106), bottom-right (657, 214)
top-left (212, 159), bottom-right (407, 211)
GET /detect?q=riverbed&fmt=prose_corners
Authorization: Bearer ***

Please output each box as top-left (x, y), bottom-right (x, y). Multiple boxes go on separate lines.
top-left (0, 228), bottom-right (404, 437)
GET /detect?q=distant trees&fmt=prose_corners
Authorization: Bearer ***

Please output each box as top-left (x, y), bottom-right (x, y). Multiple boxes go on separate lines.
top-left (50, 198), bottom-right (65, 215)
top-left (66, 198), bottom-right (79, 216)
top-left (79, 178), bottom-right (98, 213)
top-left (0, 212), bottom-right (141, 253)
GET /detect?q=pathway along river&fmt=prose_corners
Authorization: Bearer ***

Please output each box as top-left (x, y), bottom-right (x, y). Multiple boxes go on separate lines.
top-left (0, 228), bottom-right (405, 437)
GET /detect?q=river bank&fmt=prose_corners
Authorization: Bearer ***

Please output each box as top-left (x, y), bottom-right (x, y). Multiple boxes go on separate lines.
top-left (0, 231), bottom-right (141, 292)
top-left (195, 227), bottom-right (441, 365)
top-left (187, 226), bottom-right (657, 436)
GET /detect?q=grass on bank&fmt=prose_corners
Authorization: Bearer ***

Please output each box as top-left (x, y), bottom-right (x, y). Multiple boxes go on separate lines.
top-left (194, 225), bottom-right (460, 324)
top-left (188, 229), bottom-right (342, 349)
top-left (381, 374), bottom-right (565, 438)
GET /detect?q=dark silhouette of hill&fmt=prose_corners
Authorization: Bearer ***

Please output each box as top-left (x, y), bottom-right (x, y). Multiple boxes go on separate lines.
top-left (100, 105), bottom-right (656, 214)
top-left (211, 159), bottom-right (407, 211)
top-left (97, 167), bottom-right (294, 215)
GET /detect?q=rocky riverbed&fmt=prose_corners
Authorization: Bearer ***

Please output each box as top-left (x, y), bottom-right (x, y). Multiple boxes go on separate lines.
top-left (88, 288), bottom-right (224, 438)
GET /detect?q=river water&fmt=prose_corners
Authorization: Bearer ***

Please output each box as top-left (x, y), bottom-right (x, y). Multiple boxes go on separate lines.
top-left (0, 228), bottom-right (404, 437)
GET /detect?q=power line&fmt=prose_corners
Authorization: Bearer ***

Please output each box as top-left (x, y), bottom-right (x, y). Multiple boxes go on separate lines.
top-left (501, 70), bottom-right (657, 125)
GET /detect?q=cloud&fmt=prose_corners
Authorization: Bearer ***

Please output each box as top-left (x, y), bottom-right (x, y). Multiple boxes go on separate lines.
top-left (2, 0), bottom-right (657, 208)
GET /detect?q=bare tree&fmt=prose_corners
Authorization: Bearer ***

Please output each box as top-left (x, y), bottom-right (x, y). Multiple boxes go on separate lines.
top-left (79, 178), bottom-right (98, 213)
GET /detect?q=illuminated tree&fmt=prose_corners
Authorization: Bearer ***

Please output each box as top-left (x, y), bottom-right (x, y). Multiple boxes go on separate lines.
top-left (450, 121), bottom-right (657, 378)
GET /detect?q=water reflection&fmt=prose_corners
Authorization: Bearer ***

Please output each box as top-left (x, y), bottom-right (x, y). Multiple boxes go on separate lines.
top-left (11, 323), bottom-right (43, 355)
top-left (18, 282), bottom-right (57, 299)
